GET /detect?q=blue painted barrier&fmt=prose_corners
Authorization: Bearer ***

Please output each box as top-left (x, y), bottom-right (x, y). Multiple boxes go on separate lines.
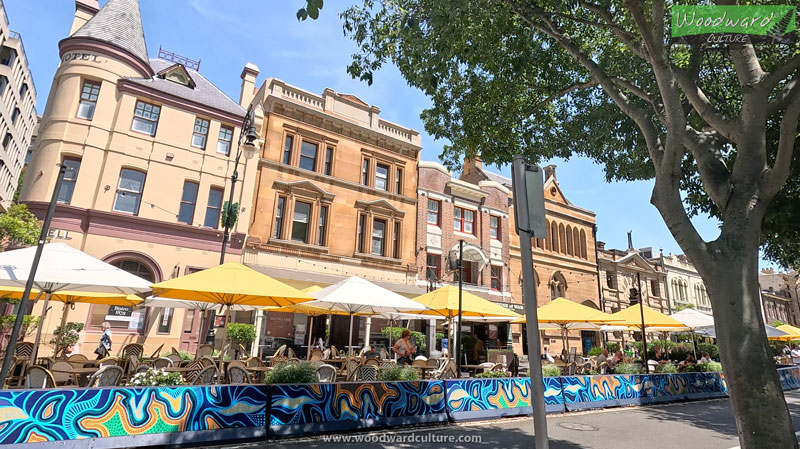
top-left (445, 377), bottom-right (565, 421)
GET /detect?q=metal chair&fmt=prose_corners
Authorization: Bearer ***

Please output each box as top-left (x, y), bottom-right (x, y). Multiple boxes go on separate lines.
top-left (24, 366), bottom-right (56, 389)
top-left (148, 343), bottom-right (164, 359)
top-left (345, 358), bottom-right (360, 382)
top-left (88, 366), bottom-right (123, 387)
top-left (98, 357), bottom-right (118, 368)
top-left (361, 365), bottom-right (377, 381)
top-left (365, 358), bottom-right (380, 367)
top-left (270, 355), bottom-right (288, 367)
top-left (192, 366), bottom-right (217, 385)
top-left (245, 357), bottom-right (264, 368)
top-left (121, 343), bottom-right (144, 359)
top-left (166, 353), bottom-right (182, 365)
top-left (195, 344), bottom-right (214, 360)
top-left (316, 364), bottom-right (336, 382)
top-left (200, 356), bottom-right (216, 368)
top-left (309, 348), bottom-right (324, 361)
top-left (50, 361), bottom-right (75, 385)
top-left (153, 357), bottom-right (173, 369)
top-left (227, 365), bottom-right (251, 384)
top-left (237, 344), bottom-right (250, 360)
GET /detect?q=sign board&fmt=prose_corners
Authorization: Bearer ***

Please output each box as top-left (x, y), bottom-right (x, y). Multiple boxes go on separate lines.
top-left (294, 324), bottom-right (306, 345)
top-left (511, 161), bottom-right (547, 238)
top-left (105, 305), bottom-right (134, 322)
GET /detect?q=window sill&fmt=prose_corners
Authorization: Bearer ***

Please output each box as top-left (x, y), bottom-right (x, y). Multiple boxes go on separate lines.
top-left (454, 231), bottom-right (477, 240)
top-left (353, 252), bottom-right (403, 265)
top-left (268, 238), bottom-right (329, 253)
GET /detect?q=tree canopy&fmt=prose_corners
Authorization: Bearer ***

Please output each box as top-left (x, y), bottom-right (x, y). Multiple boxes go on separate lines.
top-left (0, 204), bottom-right (40, 248)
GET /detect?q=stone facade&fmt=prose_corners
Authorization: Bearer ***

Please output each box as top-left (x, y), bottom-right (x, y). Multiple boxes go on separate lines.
top-left (461, 160), bottom-right (600, 356)
top-left (760, 268), bottom-right (798, 326)
top-left (656, 253), bottom-right (712, 315)
top-left (0, 0), bottom-right (37, 209)
top-left (18, 0), bottom-right (256, 355)
top-left (243, 78), bottom-right (423, 353)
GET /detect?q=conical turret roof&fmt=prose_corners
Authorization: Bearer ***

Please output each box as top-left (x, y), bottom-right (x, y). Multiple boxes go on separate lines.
top-left (72, 0), bottom-right (148, 66)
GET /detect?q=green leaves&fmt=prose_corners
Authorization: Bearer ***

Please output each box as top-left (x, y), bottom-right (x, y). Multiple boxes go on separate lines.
top-left (0, 204), bottom-right (40, 248)
top-left (297, 0), bottom-right (323, 21)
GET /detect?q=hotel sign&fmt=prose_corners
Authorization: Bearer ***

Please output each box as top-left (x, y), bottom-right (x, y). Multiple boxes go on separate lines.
top-left (62, 52), bottom-right (103, 63)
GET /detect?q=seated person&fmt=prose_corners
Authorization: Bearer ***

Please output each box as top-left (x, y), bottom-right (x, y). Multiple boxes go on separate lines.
top-left (543, 347), bottom-right (555, 364)
top-left (698, 352), bottom-right (712, 363)
top-left (361, 344), bottom-right (381, 365)
top-left (595, 349), bottom-right (609, 366)
top-left (607, 350), bottom-right (624, 372)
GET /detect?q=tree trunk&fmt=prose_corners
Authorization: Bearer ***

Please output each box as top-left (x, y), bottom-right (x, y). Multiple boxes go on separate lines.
top-left (703, 245), bottom-right (797, 449)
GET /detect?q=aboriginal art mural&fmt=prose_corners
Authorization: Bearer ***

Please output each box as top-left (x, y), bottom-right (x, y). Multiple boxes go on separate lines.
top-left (560, 373), bottom-right (727, 411)
top-left (778, 367), bottom-right (800, 390)
top-left (0, 385), bottom-right (267, 445)
top-left (269, 381), bottom-right (448, 436)
top-left (445, 377), bottom-right (565, 421)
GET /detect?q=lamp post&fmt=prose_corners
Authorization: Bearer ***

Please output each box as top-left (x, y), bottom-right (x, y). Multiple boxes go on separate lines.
top-left (219, 106), bottom-right (259, 264)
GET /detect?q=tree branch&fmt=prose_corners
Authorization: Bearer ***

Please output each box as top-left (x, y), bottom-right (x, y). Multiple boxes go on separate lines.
top-left (683, 127), bottom-right (733, 211)
top-left (716, 0), bottom-right (766, 87)
top-left (675, 70), bottom-right (740, 143)
top-left (761, 53), bottom-right (800, 91)
top-left (762, 82), bottom-right (800, 199)
top-left (527, 79), bottom-right (600, 113)
top-left (767, 78), bottom-right (799, 117)
top-left (579, 1), bottom-right (648, 60)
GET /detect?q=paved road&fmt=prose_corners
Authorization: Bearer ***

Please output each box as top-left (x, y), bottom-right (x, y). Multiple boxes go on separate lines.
top-left (221, 390), bottom-right (800, 449)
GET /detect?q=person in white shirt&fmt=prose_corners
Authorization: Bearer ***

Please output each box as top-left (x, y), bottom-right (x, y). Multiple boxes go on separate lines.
top-left (543, 347), bottom-right (555, 364)
top-left (699, 352), bottom-right (712, 363)
top-left (791, 345), bottom-right (800, 358)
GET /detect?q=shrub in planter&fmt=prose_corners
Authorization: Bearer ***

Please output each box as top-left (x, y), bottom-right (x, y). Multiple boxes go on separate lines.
top-left (698, 361), bottom-right (723, 373)
top-left (613, 363), bottom-right (643, 374)
top-left (588, 347), bottom-right (603, 356)
top-left (50, 322), bottom-right (84, 355)
top-left (264, 362), bottom-right (317, 384)
top-left (226, 322), bottom-right (256, 347)
top-left (475, 370), bottom-right (510, 378)
top-left (604, 342), bottom-right (620, 354)
top-left (177, 350), bottom-right (193, 361)
top-left (668, 344), bottom-right (691, 362)
top-left (542, 365), bottom-right (562, 377)
top-left (378, 365), bottom-right (420, 381)
top-left (697, 343), bottom-right (719, 360)
top-left (655, 362), bottom-right (678, 374)
top-left (127, 368), bottom-right (184, 386)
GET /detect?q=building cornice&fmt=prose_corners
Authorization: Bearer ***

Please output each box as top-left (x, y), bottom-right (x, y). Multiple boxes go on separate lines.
top-left (59, 36), bottom-right (154, 78)
top-left (418, 160), bottom-right (451, 176)
top-left (118, 80), bottom-right (245, 125)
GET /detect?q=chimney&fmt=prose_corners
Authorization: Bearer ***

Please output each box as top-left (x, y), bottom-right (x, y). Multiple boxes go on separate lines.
top-left (71, 0), bottom-right (99, 35)
top-left (239, 63), bottom-right (259, 107)
top-left (461, 155), bottom-right (482, 180)
top-left (544, 164), bottom-right (557, 181)
top-left (597, 241), bottom-right (606, 251)
top-left (627, 231), bottom-right (634, 252)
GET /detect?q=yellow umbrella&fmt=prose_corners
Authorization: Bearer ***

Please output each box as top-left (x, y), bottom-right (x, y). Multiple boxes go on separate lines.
top-left (411, 285), bottom-right (520, 359)
top-left (511, 298), bottom-right (618, 352)
top-left (609, 303), bottom-right (686, 329)
top-left (772, 324), bottom-right (800, 341)
top-left (152, 263), bottom-right (312, 356)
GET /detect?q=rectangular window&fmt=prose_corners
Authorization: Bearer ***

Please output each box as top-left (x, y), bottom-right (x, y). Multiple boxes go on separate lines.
top-left (177, 181), bottom-right (199, 224)
top-left (0, 76), bottom-right (7, 96)
top-left (491, 266), bottom-right (502, 291)
top-left (453, 207), bottom-right (475, 234)
top-left (427, 199), bottom-right (440, 225)
top-left (216, 126), bottom-right (233, 155)
top-left (57, 159), bottom-right (81, 204)
top-left (299, 140), bottom-right (318, 171)
top-left (282, 135), bottom-right (294, 164)
top-left (113, 169), bottom-right (146, 214)
top-left (490, 216), bottom-right (500, 239)
top-left (18, 83), bottom-right (27, 98)
top-left (425, 254), bottom-right (440, 280)
top-left (393, 221), bottom-right (401, 258)
top-left (291, 201), bottom-right (311, 243)
top-left (203, 187), bottom-right (223, 228)
top-left (191, 118), bottom-right (210, 149)
top-left (10, 107), bottom-right (19, 124)
top-left (395, 168), bottom-right (403, 194)
top-left (372, 219), bottom-right (386, 256)
top-left (375, 163), bottom-right (389, 191)
top-left (183, 310), bottom-right (196, 333)
top-left (158, 308), bottom-right (173, 333)
top-left (357, 214), bottom-right (366, 253)
top-left (456, 261), bottom-right (477, 285)
top-left (273, 196), bottom-right (286, 239)
top-left (318, 205), bottom-right (328, 246)
top-left (0, 46), bottom-right (16, 66)
top-left (131, 100), bottom-right (160, 136)
top-left (361, 159), bottom-right (370, 185)
top-left (77, 80), bottom-right (100, 120)
top-left (324, 146), bottom-right (333, 175)
top-left (651, 280), bottom-right (660, 297)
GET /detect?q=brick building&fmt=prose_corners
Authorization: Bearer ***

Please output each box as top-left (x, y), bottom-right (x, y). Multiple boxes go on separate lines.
top-left (461, 160), bottom-right (601, 356)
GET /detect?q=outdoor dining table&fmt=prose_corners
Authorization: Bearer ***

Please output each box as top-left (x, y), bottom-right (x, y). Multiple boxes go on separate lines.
top-left (164, 366), bottom-right (197, 374)
top-left (52, 365), bottom-right (99, 386)
top-left (412, 365), bottom-right (438, 379)
top-left (246, 366), bottom-right (272, 382)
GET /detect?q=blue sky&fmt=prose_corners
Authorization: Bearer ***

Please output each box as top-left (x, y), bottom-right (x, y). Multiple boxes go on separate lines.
top-left (5, 0), bottom-right (780, 269)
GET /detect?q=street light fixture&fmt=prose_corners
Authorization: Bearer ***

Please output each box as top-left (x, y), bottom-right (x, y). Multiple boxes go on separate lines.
top-left (219, 106), bottom-right (259, 265)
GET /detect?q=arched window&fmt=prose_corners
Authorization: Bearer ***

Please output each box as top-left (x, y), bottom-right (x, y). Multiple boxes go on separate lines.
top-left (559, 223), bottom-right (567, 253)
top-left (579, 229), bottom-right (587, 259)
top-left (565, 225), bottom-right (574, 256)
top-left (550, 221), bottom-right (559, 252)
top-left (550, 271), bottom-right (567, 300)
top-left (112, 259), bottom-right (155, 282)
top-left (90, 257), bottom-right (156, 332)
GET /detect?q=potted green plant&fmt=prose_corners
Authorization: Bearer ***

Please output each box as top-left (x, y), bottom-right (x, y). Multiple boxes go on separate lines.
top-left (50, 322), bottom-right (84, 357)
top-left (377, 365), bottom-right (421, 381)
top-left (264, 362), bottom-right (318, 384)
top-left (127, 368), bottom-right (185, 386)
top-left (542, 365), bottom-right (562, 377)
top-left (226, 322), bottom-right (256, 357)
top-left (475, 370), bottom-right (510, 378)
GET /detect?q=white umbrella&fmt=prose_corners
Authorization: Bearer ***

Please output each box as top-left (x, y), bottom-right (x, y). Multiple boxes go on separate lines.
top-left (696, 324), bottom-right (787, 339)
top-left (0, 243), bottom-right (152, 361)
top-left (305, 277), bottom-right (427, 354)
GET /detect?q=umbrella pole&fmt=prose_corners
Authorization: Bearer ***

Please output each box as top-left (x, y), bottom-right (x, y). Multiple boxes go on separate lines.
top-left (691, 330), bottom-right (698, 359)
top-left (307, 316), bottom-right (314, 360)
top-left (31, 292), bottom-right (51, 364)
top-left (348, 312), bottom-right (355, 356)
top-left (54, 300), bottom-right (70, 357)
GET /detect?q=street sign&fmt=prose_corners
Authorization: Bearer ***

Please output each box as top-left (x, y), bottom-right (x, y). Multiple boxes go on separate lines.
top-left (511, 161), bottom-right (547, 238)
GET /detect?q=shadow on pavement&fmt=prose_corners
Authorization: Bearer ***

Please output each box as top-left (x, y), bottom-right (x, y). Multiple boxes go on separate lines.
top-left (635, 399), bottom-right (739, 437)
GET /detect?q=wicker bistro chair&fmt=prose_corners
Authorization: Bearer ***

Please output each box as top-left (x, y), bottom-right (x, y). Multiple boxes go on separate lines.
top-left (166, 354), bottom-right (182, 365)
top-left (329, 346), bottom-right (340, 358)
top-left (436, 360), bottom-right (457, 380)
top-left (316, 364), bottom-right (337, 383)
top-left (7, 356), bottom-right (28, 387)
top-left (192, 366), bottom-right (218, 385)
top-left (88, 366), bottom-right (123, 387)
top-left (361, 365), bottom-right (377, 382)
top-left (345, 358), bottom-right (360, 382)
top-left (270, 355), bottom-right (288, 367)
top-left (183, 361), bottom-right (205, 383)
top-left (245, 357), bottom-right (264, 368)
top-left (152, 358), bottom-right (173, 369)
top-left (380, 359), bottom-right (397, 370)
top-left (411, 359), bottom-right (428, 368)
top-left (273, 345), bottom-right (287, 357)
top-left (379, 349), bottom-right (389, 360)
top-left (237, 344), bottom-right (251, 360)
top-left (195, 344), bottom-right (214, 360)
top-left (148, 343), bottom-right (164, 360)
top-left (490, 363), bottom-right (505, 372)
top-left (364, 358), bottom-right (380, 367)
top-left (287, 348), bottom-right (298, 359)
top-left (50, 361), bottom-right (76, 386)
top-left (322, 348), bottom-right (331, 360)
top-left (121, 344), bottom-right (144, 359)
top-left (227, 365), bottom-right (251, 384)
top-left (309, 348), bottom-right (324, 361)
top-left (14, 342), bottom-right (34, 359)
top-left (200, 356), bottom-right (217, 368)
top-left (67, 354), bottom-right (89, 367)
top-left (24, 366), bottom-right (56, 389)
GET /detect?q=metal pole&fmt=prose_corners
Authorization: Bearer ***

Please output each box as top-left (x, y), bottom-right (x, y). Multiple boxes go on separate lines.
top-left (219, 162), bottom-right (239, 265)
top-left (512, 156), bottom-right (549, 449)
top-left (637, 271), bottom-right (648, 373)
top-left (0, 164), bottom-right (66, 387)
top-left (30, 292), bottom-right (51, 362)
top-left (455, 240), bottom-right (464, 376)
